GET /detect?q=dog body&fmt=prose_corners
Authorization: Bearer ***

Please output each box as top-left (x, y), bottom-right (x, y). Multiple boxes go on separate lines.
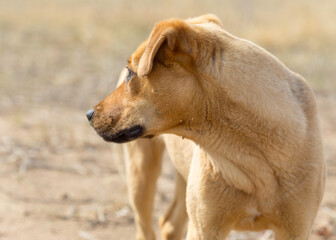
top-left (88, 14), bottom-right (325, 239)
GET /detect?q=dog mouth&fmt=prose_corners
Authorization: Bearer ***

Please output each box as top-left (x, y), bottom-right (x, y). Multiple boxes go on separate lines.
top-left (101, 125), bottom-right (144, 143)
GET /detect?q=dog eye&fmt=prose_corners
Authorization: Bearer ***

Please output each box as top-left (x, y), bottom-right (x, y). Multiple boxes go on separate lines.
top-left (126, 68), bottom-right (134, 84)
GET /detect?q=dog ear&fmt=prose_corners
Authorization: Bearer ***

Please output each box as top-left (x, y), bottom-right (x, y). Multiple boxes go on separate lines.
top-left (138, 19), bottom-right (190, 77)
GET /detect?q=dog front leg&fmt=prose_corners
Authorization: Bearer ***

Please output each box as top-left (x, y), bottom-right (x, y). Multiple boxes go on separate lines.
top-left (273, 228), bottom-right (311, 240)
top-left (272, 208), bottom-right (316, 240)
top-left (123, 138), bottom-right (164, 240)
top-left (185, 221), bottom-right (199, 240)
top-left (185, 147), bottom-right (236, 240)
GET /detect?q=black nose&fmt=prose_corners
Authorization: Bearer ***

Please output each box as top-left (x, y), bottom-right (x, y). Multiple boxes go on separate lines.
top-left (86, 109), bottom-right (95, 121)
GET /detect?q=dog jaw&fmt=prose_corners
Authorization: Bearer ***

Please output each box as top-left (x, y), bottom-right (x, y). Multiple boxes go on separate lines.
top-left (101, 125), bottom-right (144, 143)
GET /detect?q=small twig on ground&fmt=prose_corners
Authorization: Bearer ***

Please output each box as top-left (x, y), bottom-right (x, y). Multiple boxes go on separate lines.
top-left (78, 230), bottom-right (100, 240)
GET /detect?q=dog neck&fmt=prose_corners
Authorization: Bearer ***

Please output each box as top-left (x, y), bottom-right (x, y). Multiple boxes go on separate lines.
top-left (173, 89), bottom-right (268, 195)
top-left (174, 68), bottom-right (304, 198)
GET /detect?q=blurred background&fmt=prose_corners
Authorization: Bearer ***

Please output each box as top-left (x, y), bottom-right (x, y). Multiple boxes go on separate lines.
top-left (0, 0), bottom-right (335, 239)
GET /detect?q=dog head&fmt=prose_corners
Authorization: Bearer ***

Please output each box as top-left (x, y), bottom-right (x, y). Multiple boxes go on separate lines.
top-left (87, 14), bottom-right (224, 143)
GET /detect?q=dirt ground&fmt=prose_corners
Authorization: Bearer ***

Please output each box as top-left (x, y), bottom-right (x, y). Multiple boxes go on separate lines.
top-left (1, 0), bottom-right (336, 239)
top-left (0, 93), bottom-right (335, 240)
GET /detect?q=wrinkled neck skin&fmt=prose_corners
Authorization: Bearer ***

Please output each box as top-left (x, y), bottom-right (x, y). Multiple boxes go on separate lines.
top-left (165, 76), bottom-right (275, 198)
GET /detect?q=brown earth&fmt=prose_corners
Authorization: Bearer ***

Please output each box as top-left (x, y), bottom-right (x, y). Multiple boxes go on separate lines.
top-left (0, 0), bottom-right (336, 239)
top-left (0, 93), bottom-right (335, 240)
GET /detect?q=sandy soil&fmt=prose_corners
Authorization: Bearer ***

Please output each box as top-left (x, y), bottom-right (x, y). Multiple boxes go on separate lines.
top-left (0, 93), bottom-right (335, 240)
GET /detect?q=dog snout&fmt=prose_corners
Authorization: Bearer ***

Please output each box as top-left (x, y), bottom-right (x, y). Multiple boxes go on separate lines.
top-left (86, 109), bottom-right (95, 122)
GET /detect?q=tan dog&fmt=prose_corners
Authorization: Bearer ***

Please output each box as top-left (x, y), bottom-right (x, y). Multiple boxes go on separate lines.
top-left (87, 14), bottom-right (325, 239)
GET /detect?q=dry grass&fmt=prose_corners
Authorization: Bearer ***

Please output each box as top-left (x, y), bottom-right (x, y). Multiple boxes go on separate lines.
top-left (0, 0), bottom-right (336, 239)
top-left (0, 0), bottom-right (336, 112)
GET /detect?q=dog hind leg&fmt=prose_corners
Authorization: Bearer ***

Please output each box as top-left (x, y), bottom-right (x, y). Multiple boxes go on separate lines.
top-left (123, 138), bottom-right (165, 240)
top-left (159, 172), bottom-right (188, 240)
